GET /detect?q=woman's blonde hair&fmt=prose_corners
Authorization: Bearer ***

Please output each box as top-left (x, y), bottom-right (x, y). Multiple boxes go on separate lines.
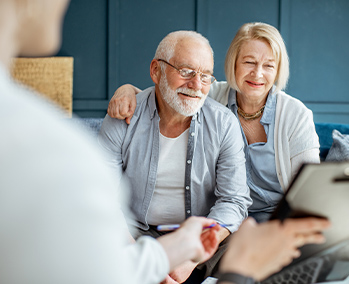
top-left (225, 22), bottom-right (289, 93)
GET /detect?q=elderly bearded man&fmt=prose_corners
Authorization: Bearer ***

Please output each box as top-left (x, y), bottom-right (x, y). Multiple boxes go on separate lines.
top-left (98, 31), bottom-right (251, 284)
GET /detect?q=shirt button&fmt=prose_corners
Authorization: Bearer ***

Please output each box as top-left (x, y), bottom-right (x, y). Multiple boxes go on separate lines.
top-left (187, 160), bottom-right (191, 164)
top-left (191, 132), bottom-right (195, 136)
top-left (187, 210), bottom-right (191, 214)
top-left (185, 186), bottom-right (190, 190)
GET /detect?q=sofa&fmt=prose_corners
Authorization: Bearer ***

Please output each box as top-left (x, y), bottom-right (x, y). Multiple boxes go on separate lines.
top-left (72, 117), bottom-right (349, 161)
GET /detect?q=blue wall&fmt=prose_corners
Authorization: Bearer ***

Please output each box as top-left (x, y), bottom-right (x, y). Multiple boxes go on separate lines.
top-left (58, 0), bottom-right (349, 123)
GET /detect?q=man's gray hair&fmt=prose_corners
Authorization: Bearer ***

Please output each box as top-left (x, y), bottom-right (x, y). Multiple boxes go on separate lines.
top-left (154, 30), bottom-right (214, 63)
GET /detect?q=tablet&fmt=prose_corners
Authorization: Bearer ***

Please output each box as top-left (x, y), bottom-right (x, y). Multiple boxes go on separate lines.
top-left (270, 161), bottom-right (349, 261)
top-left (262, 162), bottom-right (349, 283)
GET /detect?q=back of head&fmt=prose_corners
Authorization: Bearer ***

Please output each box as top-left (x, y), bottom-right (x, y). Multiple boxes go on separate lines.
top-left (0, 0), bottom-right (69, 63)
top-left (225, 22), bottom-right (289, 93)
top-left (154, 30), bottom-right (214, 64)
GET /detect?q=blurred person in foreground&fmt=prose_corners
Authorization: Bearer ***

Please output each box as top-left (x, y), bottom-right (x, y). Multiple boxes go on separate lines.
top-left (107, 22), bottom-right (320, 224)
top-left (0, 1), bottom-right (330, 284)
top-left (0, 1), bottom-right (219, 283)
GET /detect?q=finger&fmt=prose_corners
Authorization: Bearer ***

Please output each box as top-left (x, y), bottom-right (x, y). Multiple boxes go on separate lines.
top-left (129, 95), bottom-right (137, 115)
top-left (183, 216), bottom-right (217, 231)
top-left (197, 217), bottom-right (217, 228)
top-left (107, 103), bottom-right (116, 118)
top-left (125, 116), bottom-right (131, 125)
top-left (292, 249), bottom-right (301, 259)
top-left (161, 275), bottom-right (174, 284)
top-left (108, 102), bottom-right (122, 119)
top-left (283, 218), bottom-right (331, 234)
top-left (294, 234), bottom-right (306, 247)
top-left (301, 232), bottom-right (326, 245)
top-left (166, 275), bottom-right (179, 284)
top-left (201, 229), bottom-right (219, 249)
top-left (119, 101), bottom-right (131, 117)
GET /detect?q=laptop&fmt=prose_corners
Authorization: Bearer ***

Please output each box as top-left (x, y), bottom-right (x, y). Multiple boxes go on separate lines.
top-left (202, 162), bottom-right (349, 284)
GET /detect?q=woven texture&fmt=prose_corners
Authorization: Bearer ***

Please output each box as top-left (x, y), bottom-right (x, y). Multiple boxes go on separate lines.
top-left (11, 57), bottom-right (74, 116)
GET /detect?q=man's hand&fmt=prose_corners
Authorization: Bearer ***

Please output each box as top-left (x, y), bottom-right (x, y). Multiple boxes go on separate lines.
top-left (219, 217), bottom-right (331, 281)
top-left (157, 217), bottom-right (220, 274)
top-left (107, 84), bottom-right (139, 124)
top-left (177, 217), bottom-right (220, 263)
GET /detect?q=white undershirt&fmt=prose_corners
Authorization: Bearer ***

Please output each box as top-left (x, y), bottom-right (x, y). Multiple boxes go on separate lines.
top-left (146, 129), bottom-right (189, 225)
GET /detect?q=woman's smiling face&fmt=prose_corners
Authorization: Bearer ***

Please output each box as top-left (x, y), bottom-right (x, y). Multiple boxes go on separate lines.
top-left (235, 39), bottom-right (278, 100)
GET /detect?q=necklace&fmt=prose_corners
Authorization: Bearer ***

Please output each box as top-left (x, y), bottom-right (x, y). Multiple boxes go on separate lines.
top-left (237, 105), bottom-right (265, 121)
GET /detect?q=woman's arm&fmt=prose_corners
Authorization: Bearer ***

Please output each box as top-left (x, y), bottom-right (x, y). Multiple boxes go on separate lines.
top-left (107, 81), bottom-right (231, 123)
top-left (290, 148), bottom-right (320, 180)
top-left (107, 84), bottom-right (141, 124)
top-left (207, 81), bottom-right (230, 105)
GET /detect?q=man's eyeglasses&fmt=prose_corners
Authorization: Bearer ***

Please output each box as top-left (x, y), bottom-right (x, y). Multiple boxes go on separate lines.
top-left (157, 59), bottom-right (216, 85)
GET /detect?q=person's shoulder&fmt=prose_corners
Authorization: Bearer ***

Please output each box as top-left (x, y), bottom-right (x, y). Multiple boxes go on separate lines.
top-left (133, 86), bottom-right (155, 114)
top-left (275, 90), bottom-right (315, 135)
top-left (101, 86), bottom-right (155, 130)
top-left (276, 91), bottom-right (309, 110)
top-left (136, 86), bottom-right (155, 104)
top-left (203, 96), bottom-right (231, 114)
top-left (208, 81), bottom-right (230, 105)
top-left (201, 96), bottom-right (238, 125)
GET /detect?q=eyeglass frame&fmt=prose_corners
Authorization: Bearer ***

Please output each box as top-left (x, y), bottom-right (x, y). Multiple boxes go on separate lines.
top-left (157, 59), bottom-right (216, 85)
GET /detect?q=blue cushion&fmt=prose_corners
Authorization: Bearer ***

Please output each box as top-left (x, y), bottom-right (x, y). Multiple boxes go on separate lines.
top-left (325, 129), bottom-right (349, 162)
top-left (70, 117), bottom-right (104, 137)
top-left (315, 123), bottom-right (349, 160)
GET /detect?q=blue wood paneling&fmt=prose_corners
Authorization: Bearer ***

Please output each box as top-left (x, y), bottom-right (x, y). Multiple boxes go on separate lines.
top-left (197, 0), bottom-right (280, 81)
top-left (57, 0), bottom-right (109, 117)
top-left (58, 0), bottom-right (349, 122)
top-left (116, 0), bottom-right (197, 90)
top-left (280, 0), bottom-right (349, 123)
top-left (59, 0), bottom-right (108, 101)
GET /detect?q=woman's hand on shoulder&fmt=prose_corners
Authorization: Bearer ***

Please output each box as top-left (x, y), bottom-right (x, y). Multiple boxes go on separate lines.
top-left (107, 84), bottom-right (140, 124)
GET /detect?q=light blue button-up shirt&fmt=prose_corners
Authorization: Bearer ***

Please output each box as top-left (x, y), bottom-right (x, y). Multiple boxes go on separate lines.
top-left (227, 89), bottom-right (283, 222)
top-left (98, 87), bottom-right (252, 233)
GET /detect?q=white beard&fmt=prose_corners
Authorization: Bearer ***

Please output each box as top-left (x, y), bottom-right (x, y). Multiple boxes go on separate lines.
top-left (159, 73), bottom-right (206, 117)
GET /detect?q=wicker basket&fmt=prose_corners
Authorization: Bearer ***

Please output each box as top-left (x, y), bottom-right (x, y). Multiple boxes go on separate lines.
top-left (11, 57), bottom-right (74, 116)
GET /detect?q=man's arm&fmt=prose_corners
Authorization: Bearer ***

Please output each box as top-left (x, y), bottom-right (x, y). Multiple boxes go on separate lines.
top-left (97, 114), bottom-right (128, 179)
top-left (208, 112), bottom-right (252, 234)
top-left (216, 226), bottom-right (231, 243)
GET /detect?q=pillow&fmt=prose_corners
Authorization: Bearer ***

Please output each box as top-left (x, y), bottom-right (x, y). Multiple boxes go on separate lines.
top-left (325, 129), bottom-right (349, 161)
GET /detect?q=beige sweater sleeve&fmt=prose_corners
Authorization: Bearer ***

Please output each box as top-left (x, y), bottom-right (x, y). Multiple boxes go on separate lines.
top-left (274, 92), bottom-right (320, 191)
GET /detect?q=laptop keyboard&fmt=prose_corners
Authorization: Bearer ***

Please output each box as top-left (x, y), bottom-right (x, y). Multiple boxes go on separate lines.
top-left (261, 258), bottom-right (324, 284)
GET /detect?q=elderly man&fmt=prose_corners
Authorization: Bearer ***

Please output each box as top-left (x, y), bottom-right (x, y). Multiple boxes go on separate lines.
top-left (98, 30), bottom-right (251, 283)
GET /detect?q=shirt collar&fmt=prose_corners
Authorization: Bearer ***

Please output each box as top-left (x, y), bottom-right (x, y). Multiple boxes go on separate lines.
top-left (261, 87), bottom-right (276, 124)
top-left (227, 85), bottom-right (276, 124)
top-left (147, 88), bottom-right (158, 120)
